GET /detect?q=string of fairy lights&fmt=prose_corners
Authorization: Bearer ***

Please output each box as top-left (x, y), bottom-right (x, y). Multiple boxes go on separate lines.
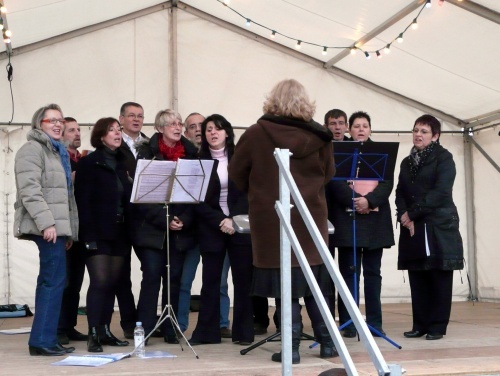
top-left (0, 2), bottom-right (11, 46)
top-left (216, 0), bottom-right (449, 60)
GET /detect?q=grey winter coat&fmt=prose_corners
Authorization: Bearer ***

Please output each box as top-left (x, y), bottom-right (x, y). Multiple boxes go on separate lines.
top-left (13, 129), bottom-right (78, 240)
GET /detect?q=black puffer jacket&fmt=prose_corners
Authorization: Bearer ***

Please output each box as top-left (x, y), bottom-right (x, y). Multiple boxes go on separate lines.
top-left (129, 134), bottom-right (199, 251)
top-left (395, 143), bottom-right (464, 270)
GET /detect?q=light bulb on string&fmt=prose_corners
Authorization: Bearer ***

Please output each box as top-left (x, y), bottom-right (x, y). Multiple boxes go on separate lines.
top-left (411, 19), bottom-right (418, 30)
top-left (0, 21), bottom-right (3, 31)
top-left (425, 0), bottom-right (432, 8)
top-left (384, 44), bottom-right (391, 54)
top-left (438, 0), bottom-right (444, 5)
top-left (295, 40), bottom-right (302, 50)
top-left (223, 0), bottom-right (230, 5)
top-left (364, 51), bottom-right (370, 60)
top-left (270, 30), bottom-right (276, 39)
top-left (322, 46), bottom-right (328, 56)
top-left (0, 6), bottom-right (6, 14)
top-left (4, 28), bottom-right (11, 37)
top-left (376, 50), bottom-right (382, 59)
top-left (397, 33), bottom-right (404, 43)
top-left (245, 18), bottom-right (251, 27)
top-left (350, 47), bottom-right (357, 55)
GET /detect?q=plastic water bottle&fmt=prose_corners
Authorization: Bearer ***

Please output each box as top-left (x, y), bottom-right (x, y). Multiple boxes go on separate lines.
top-left (134, 321), bottom-right (145, 358)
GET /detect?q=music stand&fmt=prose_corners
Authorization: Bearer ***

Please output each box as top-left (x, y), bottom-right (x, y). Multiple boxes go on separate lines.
top-left (130, 158), bottom-right (215, 358)
top-left (232, 215), bottom-right (334, 356)
top-left (332, 141), bottom-right (401, 349)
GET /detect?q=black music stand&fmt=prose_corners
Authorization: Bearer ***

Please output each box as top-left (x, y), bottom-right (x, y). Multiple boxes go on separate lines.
top-left (130, 158), bottom-right (215, 358)
top-left (332, 141), bottom-right (401, 349)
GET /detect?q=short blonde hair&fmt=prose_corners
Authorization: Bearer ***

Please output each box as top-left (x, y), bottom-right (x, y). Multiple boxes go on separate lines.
top-left (262, 79), bottom-right (316, 122)
top-left (154, 109), bottom-right (182, 132)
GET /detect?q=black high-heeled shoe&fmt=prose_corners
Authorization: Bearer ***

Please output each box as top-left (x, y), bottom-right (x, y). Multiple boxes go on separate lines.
top-left (28, 346), bottom-right (66, 356)
top-left (87, 326), bottom-right (103, 352)
top-left (99, 324), bottom-right (129, 346)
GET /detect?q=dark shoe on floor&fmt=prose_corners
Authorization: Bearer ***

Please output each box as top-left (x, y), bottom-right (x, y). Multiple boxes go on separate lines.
top-left (123, 327), bottom-right (134, 340)
top-left (100, 325), bottom-right (129, 346)
top-left (343, 329), bottom-right (357, 338)
top-left (271, 351), bottom-right (300, 364)
top-left (55, 343), bottom-right (75, 353)
top-left (151, 328), bottom-right (163, 338)
top-left (254, 323), bottom-right (268, 335)
top-left (67, 328), bottom-right (88, 341)
top-left (57, 332), bottom-right (70, 345)
top-left (404, 330), bottom-right (426, 338)
top-left (29, 346), bottom-right (66, 356)
top-left (426, 333), bottom-right (443, 340)
top-left (220, 327), bottom-right (232, 338)
top-left (164, 335), bottom-right (179, 344)
top-left (233, 340), bottom-right (253, 346)
top-left (188, 338), bottom-right (220, 346)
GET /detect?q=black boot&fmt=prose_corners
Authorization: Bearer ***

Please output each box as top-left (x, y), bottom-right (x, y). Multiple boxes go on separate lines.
top-left (314, 323), bottom-right (339, 359)
top-left (271, 323), bottom-right (301, 364)
top-left (87, 327), bottom-right (103, 352)
top-left (99, 324), bottom-right (129, 346)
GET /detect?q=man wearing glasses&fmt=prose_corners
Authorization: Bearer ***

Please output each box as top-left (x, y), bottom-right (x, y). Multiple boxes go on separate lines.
top-left (119, 102), bottom-right (148, 177)
top-left (116, 101), bottom-right (149, 339)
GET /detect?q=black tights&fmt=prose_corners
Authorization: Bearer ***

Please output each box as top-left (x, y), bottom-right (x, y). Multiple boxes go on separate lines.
top-left (86, 254), bottom-right (124, 327)
top-left (275, 296), bottom-right (324, 330)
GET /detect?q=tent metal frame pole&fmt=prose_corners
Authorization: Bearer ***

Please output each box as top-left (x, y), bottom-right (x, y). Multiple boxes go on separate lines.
top-left (446, 0), bottom-right (500, 25)
top-left (170, 2), bottom-right (179, 111)
top-left (463, 135), bottom-right (478, 300)
top-left (324, 0), bottom-right (425, 68)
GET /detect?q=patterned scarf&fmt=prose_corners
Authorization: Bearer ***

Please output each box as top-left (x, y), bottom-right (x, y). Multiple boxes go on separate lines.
top-left (409, 141), bottom-right (436, 178)
top-left (50, 138), bottom-right (72, 192)
top-left (158, 137), bottom-right (185, 161)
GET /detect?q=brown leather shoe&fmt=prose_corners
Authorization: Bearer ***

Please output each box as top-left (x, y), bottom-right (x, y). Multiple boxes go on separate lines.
top-left (220, 327), bottom-right (232, 338)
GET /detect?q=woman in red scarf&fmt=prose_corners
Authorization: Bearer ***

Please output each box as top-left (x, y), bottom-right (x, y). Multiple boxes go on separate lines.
top-left (130, 109), bottom-right (198, 344)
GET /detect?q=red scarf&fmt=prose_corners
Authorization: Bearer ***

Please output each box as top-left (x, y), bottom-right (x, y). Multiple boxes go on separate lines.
top-left (158, 137), bottom-right (185, 161)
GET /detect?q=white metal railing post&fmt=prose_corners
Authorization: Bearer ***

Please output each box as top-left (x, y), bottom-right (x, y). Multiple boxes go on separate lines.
top-left (273, 148), bottom-right (399, 376)
top-left (275, 149), bottom-right (293, 376)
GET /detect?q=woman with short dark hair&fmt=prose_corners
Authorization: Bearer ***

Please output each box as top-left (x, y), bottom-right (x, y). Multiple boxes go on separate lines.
top-left (75, 117), bottom-right (132, 352)
top-left (396, 114), bottom-right (464, 340)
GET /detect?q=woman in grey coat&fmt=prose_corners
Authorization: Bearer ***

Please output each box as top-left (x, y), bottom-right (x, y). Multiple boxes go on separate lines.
top-left (14, 104), bottom-right (78, 356)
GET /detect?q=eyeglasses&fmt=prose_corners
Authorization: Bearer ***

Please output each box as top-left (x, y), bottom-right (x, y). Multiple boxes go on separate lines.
top-left (41, 118), bottom-right (66, 125)
top-left (167, 121), bottom-right (183, 128)
top-left (125, 114), bottom-right (144, 120)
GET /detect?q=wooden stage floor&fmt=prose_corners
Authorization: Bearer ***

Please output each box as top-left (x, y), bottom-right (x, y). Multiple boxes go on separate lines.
top-left (1, 301), bottom-right (499, 375)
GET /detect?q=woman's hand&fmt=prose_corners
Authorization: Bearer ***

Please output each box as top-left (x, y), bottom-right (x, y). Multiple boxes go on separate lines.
top-left (407, 221), bottom-right (415, 237)
top-left (169, 216), bottom-right (183, 231)
top-left (353, 197), bottom-right (370, 214)
top-left (400, 211), bottom-right (411, 227)
top-left (65, 239), bottom-right (73, 250)
top-left (219, 218), bottom-right (235, 235)
top-left (42, 226), bottom-right (57, 243)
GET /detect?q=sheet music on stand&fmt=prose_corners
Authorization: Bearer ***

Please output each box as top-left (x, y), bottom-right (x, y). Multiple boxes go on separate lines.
top-left (130, 158), bottom-right (215, 204)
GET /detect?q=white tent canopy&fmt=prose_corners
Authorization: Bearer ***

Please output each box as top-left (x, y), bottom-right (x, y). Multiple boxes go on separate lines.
top-left (0, 0), bottom-right (499, 308)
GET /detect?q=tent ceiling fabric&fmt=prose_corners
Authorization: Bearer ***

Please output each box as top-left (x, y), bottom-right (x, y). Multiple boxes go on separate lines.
top-left (1, 0), bottom-right (499, 126)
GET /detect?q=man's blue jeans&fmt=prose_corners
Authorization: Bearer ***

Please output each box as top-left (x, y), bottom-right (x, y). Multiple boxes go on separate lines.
top-left (29, 236), bottom-right (67, 348)
top-left (177, 247), bottom-right (230, 331)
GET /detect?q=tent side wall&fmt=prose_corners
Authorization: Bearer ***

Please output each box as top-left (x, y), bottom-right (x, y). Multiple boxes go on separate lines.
top-left (1, 7), bottom-right (493, 309)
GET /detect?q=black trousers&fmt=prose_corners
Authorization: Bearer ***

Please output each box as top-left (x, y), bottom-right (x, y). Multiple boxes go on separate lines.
top-left (337, 247), bottom-right (383, 330)
top-left (58, 241), bottom-right (86, 332)
top-left (191, 241), bottom-right (254, 343)
top-left (408, 269), bottom-right (454, 335)
top-left (116, 247), bottom-right (137, 331)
